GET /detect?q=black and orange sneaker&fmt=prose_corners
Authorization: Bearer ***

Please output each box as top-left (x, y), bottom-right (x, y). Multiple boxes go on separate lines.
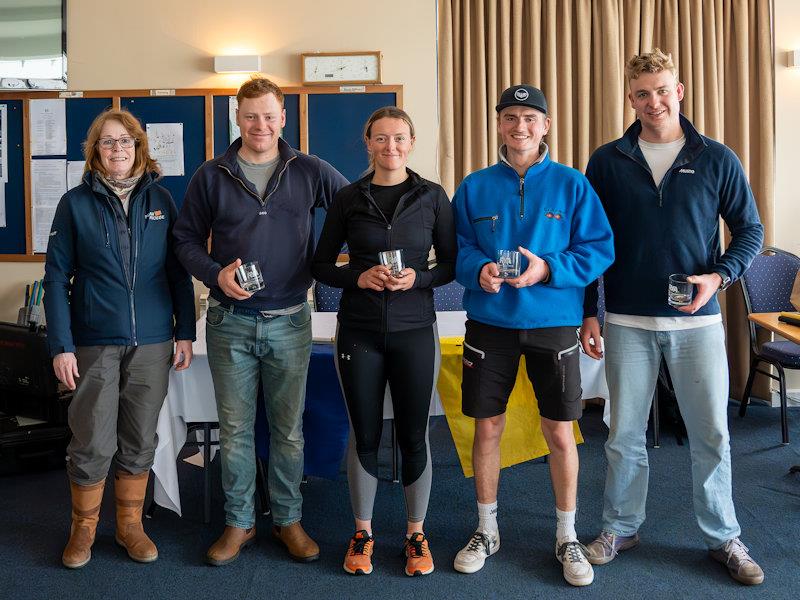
top-left (343, 530), bottom-right (374, 575)
top-left (403, 532), bottom-right (434, 576)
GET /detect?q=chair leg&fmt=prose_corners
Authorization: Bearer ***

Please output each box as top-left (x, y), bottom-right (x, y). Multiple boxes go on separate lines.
top-left (777, 364), bottom-right (789, 445)
top-left (255, 458), bottom-right (270, 516)
top-left (739, 359), bottom-right (759, 418)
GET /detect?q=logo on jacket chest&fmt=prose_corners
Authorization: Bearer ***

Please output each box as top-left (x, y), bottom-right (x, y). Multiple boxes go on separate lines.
top-left (144, 210), bottom-right (165, 221)
top-left (543, 209), bottom-right (565, 221)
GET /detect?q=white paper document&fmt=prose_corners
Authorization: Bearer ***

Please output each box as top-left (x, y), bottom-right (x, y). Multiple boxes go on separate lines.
top-left (31, 159), bottom-right (66, 252)
top-left (146, 122), bottom-right (184, 176)
top-left (67, 161), bottom-right (85, 190)
top-left (29, 99), bottom-right (67, 156)
top-left (0, 104), bottom-right (8, 183)
top-left (0, 184), bottom-right (6, 227)
top-left (228, 96), bottom-right (241, 145)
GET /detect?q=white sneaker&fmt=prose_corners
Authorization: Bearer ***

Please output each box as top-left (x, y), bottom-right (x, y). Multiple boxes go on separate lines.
top-left (556, 540), bottom-right (594, 586)
top-left (453, 530), bottom-right (500, 574)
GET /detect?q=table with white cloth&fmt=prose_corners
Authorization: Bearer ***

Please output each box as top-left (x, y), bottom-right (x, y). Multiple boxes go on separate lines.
top-left (152, 311), bottom-right (609, 515)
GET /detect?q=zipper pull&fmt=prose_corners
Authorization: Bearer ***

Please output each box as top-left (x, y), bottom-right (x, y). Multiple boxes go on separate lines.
top-left (519, 177), bottom-right (525, 218)
top-left (106, 232), bottom-right (110, 247)
top-left (387, 224), bottom-right (392, 230)
top-left (658, 189), bottom-right (663, 207)
top-left (491, 215), bottom-right (497, 232)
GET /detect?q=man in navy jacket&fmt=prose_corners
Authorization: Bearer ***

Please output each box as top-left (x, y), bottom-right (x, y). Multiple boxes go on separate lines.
top-left (173, 78), bottom-right (347, 566)
top-left (580, 49), bottom-right (764, 585)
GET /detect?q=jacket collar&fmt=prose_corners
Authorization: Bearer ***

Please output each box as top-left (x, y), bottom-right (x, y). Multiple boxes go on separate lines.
top-left (219, 136), bottom-right (297, 174)
top-left (498, 142), bottom-right (551, 178)
top-left (86, 169), bottom-right (157, 200)
top-left (355, 168), bottom-right (426, 194)
top-left (616, 114), bottom-right (707, 163)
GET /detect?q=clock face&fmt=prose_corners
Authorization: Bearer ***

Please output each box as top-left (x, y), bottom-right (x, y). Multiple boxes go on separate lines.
top-left (302, 53), bottom-right (381, 84)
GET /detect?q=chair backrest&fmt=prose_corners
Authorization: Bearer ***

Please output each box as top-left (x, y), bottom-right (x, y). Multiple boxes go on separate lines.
top-left (314, 281), bottom-right (343, 312)
top-left (741, 247), bottom-right (800, 314)
top-left (434, 280), bottom-right (465, 311)
top-left (741, 246), bottom-right (800, 354)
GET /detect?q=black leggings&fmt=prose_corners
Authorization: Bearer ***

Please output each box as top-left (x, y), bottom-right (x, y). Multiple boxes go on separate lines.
top-left (334, 324), bottom-right (440, 523)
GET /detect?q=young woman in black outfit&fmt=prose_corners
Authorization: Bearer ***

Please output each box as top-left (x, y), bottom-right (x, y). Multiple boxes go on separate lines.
top-left (311, 107), bottom-right (457, 577)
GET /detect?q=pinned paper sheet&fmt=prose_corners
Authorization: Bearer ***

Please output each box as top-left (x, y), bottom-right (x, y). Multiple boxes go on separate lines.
top-left (67, 161), bottom-right (84, 191)
top-left (0, 104), bottom-right (8, 183)
top-left (436, 337), bottom-right (583, 477)
top-left (228, 96), bottom-right (240, 145)
top-left (146, 122), bottom-right (184, 176)
top-left (30, 99), bottom-right (66, 156)
top-left (31, 159), bottom-right (66, 252)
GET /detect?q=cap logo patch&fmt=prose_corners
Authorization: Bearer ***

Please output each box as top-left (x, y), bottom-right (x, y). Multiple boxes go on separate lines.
top-left (514, 88), bottom-right (529, 101)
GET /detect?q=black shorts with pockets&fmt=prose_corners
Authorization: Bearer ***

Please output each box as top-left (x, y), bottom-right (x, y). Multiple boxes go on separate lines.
top-left (461, 319), bottom-right (582, 422)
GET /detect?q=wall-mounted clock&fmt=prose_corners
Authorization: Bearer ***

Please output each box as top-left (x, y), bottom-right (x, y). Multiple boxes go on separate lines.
top-left (301, 51), bottom-right (382, 85)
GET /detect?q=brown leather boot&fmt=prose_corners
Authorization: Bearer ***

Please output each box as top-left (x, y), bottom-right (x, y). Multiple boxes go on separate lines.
top-left (272, 522), bottom-right (320, 562)
top-left (206, 526), bottom-right (256, 566)
top-left (114, 471), bottom-right (158, 563)
top-left (62, 480), bottom-right (106, 568)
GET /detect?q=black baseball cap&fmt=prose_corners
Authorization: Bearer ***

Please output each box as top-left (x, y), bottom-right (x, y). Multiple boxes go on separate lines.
top-left (495, 85), bottom-right (548, 114)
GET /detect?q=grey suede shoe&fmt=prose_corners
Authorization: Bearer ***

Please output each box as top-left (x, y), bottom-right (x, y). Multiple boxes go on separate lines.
top-left (584, 531), bottom-right (640, 565)
top-left (709, 538), bottom-right (764, 585)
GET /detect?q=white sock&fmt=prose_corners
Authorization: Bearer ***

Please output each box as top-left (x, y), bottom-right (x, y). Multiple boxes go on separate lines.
top-left (556, 508), bottom-right (577, 544)
top-left (477, 501), bottom-right (498, 535)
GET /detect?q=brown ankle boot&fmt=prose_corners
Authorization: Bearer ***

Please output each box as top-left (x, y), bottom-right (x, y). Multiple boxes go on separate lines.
top-left (272, 521), bottom-right (320, 562)
top-left (62, 480), bottom-right (105, 569)
top-left (206, 526), bottom-right (257, 566)
top-left (114, 471), bottom-right (158, 563)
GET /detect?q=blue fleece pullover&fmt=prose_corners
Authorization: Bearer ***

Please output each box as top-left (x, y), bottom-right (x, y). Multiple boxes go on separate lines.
top-left (583, 115), bottom-right (764, 318)
top-left (43, 171), bottom-right (196, 356)
top-left (452, 148), bottom-right (615, 329)
top-left (173, 138), bottom-right (347, 311)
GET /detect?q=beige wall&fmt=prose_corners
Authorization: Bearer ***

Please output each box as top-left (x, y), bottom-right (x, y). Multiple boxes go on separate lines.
top-left (0, 0), bottom-right (438, 322)
top-left (774, 0), bottom-right (800, 393)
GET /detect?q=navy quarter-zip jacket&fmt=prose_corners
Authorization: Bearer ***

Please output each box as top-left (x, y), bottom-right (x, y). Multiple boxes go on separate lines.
top-left (173, 138), bottom-right (348, 310)
top-left (311, 170), bottom-right (457, 333)
top-left (44, 171), bottom-right (196, 356)
top-left (583, 115), bottom-right (764, 318)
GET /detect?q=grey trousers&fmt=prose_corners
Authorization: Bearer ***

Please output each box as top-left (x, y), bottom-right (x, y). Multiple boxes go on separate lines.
top-left (66, 341), bottom-right (172, 485)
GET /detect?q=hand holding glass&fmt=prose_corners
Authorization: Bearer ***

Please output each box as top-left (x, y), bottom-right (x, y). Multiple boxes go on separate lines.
top-left (235, 261), bottom-right (265, 293)
top-left (379, 249), bottom-right (405, 278)
top-left (667, 273), bottom-right (693, 307)
top-left (496, 249), bottom-right (521, 279)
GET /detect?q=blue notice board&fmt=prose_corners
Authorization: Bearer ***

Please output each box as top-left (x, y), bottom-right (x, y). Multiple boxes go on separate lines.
top-left (308, 92), bottom-right (397, 239)
top-left (0, 100), bottom-right (25, 253)
top-left (121, 96), bottom-right (205, 209)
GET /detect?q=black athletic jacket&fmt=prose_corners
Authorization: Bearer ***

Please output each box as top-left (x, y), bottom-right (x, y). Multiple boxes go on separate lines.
top-left (311, 169), bottom-right (457, 333)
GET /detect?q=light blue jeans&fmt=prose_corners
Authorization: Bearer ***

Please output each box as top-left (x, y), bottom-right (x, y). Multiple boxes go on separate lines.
top-left (602, 321), bottom-right (741, 549)
top-left (206, 302), bottom-right (312, 528)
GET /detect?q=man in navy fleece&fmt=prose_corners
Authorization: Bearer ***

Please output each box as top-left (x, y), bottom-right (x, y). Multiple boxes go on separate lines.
top-left (451, 84), bottom-right (614, 587)
top-left (173, 78), bottom-right (347, 566)
top-left (580, 49), bottom-right (764, 585)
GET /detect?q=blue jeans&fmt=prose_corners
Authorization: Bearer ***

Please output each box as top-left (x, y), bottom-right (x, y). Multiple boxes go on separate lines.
top-left (206, 302), bottom-right (312, 528)
top-left (602, 322), bottom-right (741, 548)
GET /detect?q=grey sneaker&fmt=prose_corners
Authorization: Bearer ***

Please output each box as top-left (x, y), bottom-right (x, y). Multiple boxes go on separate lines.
top-left (709, 538), bottom-right (764, 585)
top-left (585, 531), bottom-right (640, 565)
top-left (453, 530), bottom-right (500, 574)
top-left (556, 540), bottom-right (594, 586)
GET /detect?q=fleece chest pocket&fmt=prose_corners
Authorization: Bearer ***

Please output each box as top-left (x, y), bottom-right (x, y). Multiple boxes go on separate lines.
top-left (471, 214), bottom-right (499, 232)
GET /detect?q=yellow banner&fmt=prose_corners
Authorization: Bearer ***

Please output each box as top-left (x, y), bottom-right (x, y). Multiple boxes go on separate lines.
top-left (437, 337), bottom-right (583, 477)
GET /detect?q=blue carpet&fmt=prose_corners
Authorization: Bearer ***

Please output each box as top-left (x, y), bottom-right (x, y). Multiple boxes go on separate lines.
top-left (2, 402), bottom-right (799, 600)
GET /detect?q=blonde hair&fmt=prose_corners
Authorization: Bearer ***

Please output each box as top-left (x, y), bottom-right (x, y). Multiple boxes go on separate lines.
top-left (363, 106), bottom-right (415, 172)
top-left (83, 108), bottom-right (159, 177)
top-left (236, 76), bottom-right (284, 106)
top-left (626, 48), bottom-right (678, 84)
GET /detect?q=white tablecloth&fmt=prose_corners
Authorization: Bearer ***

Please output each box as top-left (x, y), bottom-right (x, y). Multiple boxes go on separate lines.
top-left (152, 311), bottom-right (609, 516)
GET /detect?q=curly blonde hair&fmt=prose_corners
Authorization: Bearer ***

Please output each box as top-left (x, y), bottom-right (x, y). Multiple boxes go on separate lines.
top-left (625, 48), bottom-right (678, 84)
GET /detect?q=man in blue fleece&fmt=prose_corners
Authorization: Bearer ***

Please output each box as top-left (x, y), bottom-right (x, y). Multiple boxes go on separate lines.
top-left (173, 78), bottom-right (347, 566)
top-left (451, 85), bottom-right (614, 586)
top-left (580, 49), bottom-right (764, 585)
